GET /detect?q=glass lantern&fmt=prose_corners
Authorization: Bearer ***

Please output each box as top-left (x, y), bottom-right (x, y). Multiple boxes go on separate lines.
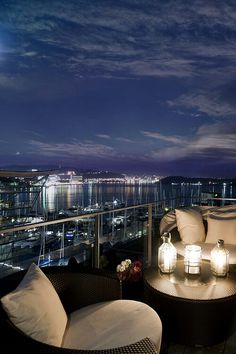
top-left (158, 233), bottom-right (177, 273)
top-left (210, 239), bottom-right (229, 277)
top-left (184, 245), bottom-right (202, 274)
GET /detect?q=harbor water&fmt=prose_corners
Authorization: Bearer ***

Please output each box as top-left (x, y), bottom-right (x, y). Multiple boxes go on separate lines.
top-left (41, 181), bottom-right (235, 214)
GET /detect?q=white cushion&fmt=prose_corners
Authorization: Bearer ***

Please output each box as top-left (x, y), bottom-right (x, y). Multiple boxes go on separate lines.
top-left (205, 215), bottom-right (236, 245)
top-left (159, 209), bottom-right (176, 234)
top-left (1, 263), bottom-right (67, 347)
top-left (175, 241), bottom-right (236, 264)
top-left (159, 205), bottom-right (236, 235)
top-left (63, 300), bottom-right (162, 352)
top-left (175, 208), bottom-right (205, 244)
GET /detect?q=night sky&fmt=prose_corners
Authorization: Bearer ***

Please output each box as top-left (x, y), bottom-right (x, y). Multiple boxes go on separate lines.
top-left (0, 0), bottom-right (235, 177)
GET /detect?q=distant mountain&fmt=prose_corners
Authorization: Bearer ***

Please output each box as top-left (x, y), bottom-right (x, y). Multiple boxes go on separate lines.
top-left (83, 171), bottom-right (125, 179)
top-left (0, 164), bottom-right (59, 172)
top-left (0, 164), bottom-right (94, 174)
top-left (161, 176), bottom-right (236, 184)
top-left (0, 165), bottom-right (125, 179)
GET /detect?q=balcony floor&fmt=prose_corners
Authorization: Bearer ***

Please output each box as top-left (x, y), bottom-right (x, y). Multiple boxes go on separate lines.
top-left (161, 331), bottom-right (236, 353)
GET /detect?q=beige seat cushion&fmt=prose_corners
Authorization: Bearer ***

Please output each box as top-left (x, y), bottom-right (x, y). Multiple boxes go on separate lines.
top-left (63, 300), bottom-right (162, 352)
top-left (1, 263), bottom-right (67, 347)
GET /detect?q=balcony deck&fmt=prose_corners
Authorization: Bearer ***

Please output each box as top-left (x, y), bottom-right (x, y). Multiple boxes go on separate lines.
top-left (162, 333), bottom-right (236, 353)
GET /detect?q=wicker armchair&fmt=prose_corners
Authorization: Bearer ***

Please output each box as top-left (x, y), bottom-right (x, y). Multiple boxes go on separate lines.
top-left (0, 266), bottom-right (159, 354)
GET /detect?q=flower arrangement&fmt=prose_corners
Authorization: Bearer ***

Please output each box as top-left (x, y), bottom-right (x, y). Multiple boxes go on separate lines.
top-left (116, 259), bottom-right (142, 282)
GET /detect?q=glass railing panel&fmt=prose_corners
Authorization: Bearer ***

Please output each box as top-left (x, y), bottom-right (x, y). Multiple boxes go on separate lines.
top-left (98, 206), bottom-right (148, 271)
top-left (0, 219), bottom-right (95, 278)
top-left (1, 197), bottom-right (234, 278)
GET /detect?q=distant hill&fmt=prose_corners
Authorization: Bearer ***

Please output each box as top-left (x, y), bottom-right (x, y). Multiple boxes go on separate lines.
top-left (0, 165), bottom-right (59, 172)
top-left (0, 165), bottom-right (125, 179)
top-left (161, 176), bottom-right (236, 184)
top-left (82, 171), bottom-right (125, 179)
top-left (0, 165), bottom-right (95, 174)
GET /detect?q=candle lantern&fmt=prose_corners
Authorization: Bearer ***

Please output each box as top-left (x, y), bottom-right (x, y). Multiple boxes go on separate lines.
top-left (184, 245), bottom-right (202, 274)
top-left (210, 239), bottom-right (229, 277)
top-left (158, 233), bottom-right (177, 273)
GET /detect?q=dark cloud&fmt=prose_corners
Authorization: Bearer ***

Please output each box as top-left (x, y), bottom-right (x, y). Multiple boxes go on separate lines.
top-left (1, 0), bottom-right (236, 81)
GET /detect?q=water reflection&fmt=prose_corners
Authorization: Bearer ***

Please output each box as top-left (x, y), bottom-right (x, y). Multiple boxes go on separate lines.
top-left (40, 181), bottom-right (235, 214)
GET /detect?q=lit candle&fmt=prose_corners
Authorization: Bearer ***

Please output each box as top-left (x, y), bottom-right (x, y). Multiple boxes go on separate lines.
top-left (214, 253), bottom-right (224, 274)
top-left (184, 245), bottom-right (202, 274)
top-left (158, 233), bottom-right (177, 274)
top-left (211, 239), bottom-right (229, 277)
top-left (163, 249), bottom-right (172, 272)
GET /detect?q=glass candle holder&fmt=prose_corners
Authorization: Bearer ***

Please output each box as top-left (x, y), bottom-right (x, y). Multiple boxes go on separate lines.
top-left (210, 239), bottom-right (229, 277)
top-left (184, 245), bottom-right (202, 274)
top-left (158, 233), bottom-right (177, 273)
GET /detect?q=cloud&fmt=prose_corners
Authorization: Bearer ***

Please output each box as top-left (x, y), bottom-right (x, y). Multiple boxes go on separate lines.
top-left (26, 122), bottom-right (236, 165)
top-left (2, 0), bottom-right (236, 83)
top-left (116, 137), bottom-right (134, 143)
top-left (27, 139), bottom-right (116, 158)
top-left (143, 122), bottom-right (236, 161)
top-left (141, 130), bottom-right (184, 144)
top-left (0, 72), bottom-right (81, 101)
top-left (20, 51), bottom-right (38, 57)
top-left (167, 92), bottom-right (236, 117)
top-left (96, 134), bottom-right (111, 139)
top-left (23, 130), bottom-right (45, 138)
top-left (0, 73), bottom-right (25, 91)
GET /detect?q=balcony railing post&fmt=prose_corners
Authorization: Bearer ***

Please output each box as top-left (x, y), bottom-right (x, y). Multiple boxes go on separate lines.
top-left (94, 214), bottom-right (100, 269)
top-left (60, 223), bottom-right (65, 260)
top-left (145, 203), bottom-right (152, 268)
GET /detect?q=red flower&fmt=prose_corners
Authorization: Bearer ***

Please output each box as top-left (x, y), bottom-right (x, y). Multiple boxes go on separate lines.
top-left (117, 259), bottom-right (142, 282)
top-left (133, 260), bottom-right (142, 269)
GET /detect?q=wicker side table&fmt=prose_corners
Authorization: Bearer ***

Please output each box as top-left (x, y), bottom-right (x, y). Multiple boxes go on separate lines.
top-left (144, 260), bottom-right (236, 346)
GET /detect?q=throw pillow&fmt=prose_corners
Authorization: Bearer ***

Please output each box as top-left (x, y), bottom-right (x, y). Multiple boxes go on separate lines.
top-left (175, 208), bottom-right (206, 244)
top-left (1, 263), bottom-right (67, 347)
top-left (205, 214), bottom-right (236, 245)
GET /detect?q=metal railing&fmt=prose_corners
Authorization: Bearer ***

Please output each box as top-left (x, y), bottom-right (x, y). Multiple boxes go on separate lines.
top-left (0, 196), bottom-right (235, 278)
top-left (0, 202), bottom-right (157, 276)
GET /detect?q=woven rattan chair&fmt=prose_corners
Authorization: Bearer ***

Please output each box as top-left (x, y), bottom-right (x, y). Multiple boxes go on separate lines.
top-left (0, 266), bottom-right (160, 354)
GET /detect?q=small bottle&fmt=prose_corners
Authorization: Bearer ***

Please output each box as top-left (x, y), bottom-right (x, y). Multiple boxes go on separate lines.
top-left (158, 233), bottom-right (177, 273)
top-left (210, 239), bottom-right (229, 277)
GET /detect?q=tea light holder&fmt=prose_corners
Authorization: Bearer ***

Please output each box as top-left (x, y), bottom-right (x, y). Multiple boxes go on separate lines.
top-left (184, 245), bottom-right (202, 274)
